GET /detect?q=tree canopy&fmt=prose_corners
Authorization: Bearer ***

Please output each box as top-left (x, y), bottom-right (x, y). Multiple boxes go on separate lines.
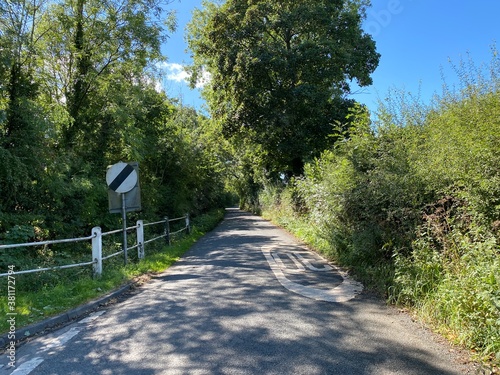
top-left (188, 0), bottom-right (380, 177)
top-left (0, 0), bottom-right (231, 247)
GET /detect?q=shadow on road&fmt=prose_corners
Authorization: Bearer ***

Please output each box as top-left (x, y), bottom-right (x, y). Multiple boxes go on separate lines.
top-left (24, 208), bottom-right (473, 375)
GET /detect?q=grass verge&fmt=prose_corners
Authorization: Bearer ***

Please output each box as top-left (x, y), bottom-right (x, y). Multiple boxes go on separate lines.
top-left (0, 208), bottom-right (225, 335)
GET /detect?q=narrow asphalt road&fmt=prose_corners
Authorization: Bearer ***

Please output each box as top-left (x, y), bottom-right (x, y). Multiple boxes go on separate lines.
top-left (1, 209), bottom-right (476, 374)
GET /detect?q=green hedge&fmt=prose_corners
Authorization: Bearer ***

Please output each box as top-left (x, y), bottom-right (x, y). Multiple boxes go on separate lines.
top-left (260, 58), bottom-right (500, 365)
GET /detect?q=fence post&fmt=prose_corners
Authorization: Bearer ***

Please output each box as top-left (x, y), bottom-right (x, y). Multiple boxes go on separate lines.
top-left (92, 227), bottom-right (102, 277)
top-left (185, 213), bottom-right (191, 235)
top-left (136, 220), bottom-right (144, 260)
top-left (164, 216), bottom-right (171, 245)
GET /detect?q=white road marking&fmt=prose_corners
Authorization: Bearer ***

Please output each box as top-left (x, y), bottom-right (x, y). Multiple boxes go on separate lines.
top-left (7, 311), bottom-right (105, 375)
top-left (9, 328), bottom-right (82, 374)
top-left (43, 327), bottom-right (81, 349)
top-left (286, 253), bottom-right (306, 271)
top-left (9, 358), bottom-right (43, 375)
top-left (271, 252), bottom-right (288, 269)
top-left (294, 252), bottom-right (333, 272)
top-left (78, 310), bottom-right (105, 324)
top-left (262, 245), bottom-right (363, 303)
top-left (272, 252), bottom-right (308, 273)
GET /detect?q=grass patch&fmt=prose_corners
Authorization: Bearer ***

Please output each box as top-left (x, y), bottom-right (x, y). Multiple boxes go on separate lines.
top-left (0, 209), bottom-right (225, 335)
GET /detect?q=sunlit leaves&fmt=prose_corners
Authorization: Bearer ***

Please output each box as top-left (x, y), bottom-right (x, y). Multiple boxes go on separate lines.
top-left (188, 0), bottom-right (379, 176)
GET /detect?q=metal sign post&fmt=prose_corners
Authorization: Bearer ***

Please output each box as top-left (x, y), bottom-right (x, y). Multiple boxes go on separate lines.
top-left (121, 193), bottom-right (127, 265)
top-left (106, 162), bottom-right (140, 265)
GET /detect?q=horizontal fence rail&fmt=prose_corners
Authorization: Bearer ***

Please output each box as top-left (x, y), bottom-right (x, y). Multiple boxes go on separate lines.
top-left (0, 214), bottom-right (190, 278)
top-left (0, 234), bottom-right (95, 250)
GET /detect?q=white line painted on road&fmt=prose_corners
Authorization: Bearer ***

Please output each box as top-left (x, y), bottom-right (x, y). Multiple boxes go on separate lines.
top-left (9, 358), bottom-right (43, 375)
top-left (271, 252), bottom-right (288, 269)
top-left (286, 253), bottom-right (306, 271)
top-left (6, 309), bottom-right (106, 374)
top-left (8, 327), bottom-right (83, 374)
top-left (294, 252), bottom-right (333, 272)
top-left (42, 327), bottom-right (81, 349)
top-left (262, 245), bottom-right (363, 303)
top-left (78, 310), bottom-right (105, 324)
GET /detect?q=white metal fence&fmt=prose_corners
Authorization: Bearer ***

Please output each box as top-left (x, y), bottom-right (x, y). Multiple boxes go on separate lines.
top-left (0, 215), bottom-right (190, 278)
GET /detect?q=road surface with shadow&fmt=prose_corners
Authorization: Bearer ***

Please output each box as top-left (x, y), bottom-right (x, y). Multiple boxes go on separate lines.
top-left (1, 209), bottom-right (476, 375)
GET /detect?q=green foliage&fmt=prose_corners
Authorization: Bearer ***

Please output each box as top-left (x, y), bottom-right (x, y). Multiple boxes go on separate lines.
top-left (260, 53), bottom-right (500, 364)
top-left (37, 0), bottom-right (173, 151)
top-left (227, 142), bottom-right (267, 212)
top-left (141, 106), bottom-right (229, 217)
top-left (188, 0), bottom-right (379, 176)
top-left (392, 220), bottom-right (500, 362)
top-left (0, 0), bottom-right (231, 306)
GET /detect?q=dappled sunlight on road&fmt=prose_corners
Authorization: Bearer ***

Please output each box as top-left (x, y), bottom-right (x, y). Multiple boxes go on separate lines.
top-left (2, 209), bottom-right (475, 375)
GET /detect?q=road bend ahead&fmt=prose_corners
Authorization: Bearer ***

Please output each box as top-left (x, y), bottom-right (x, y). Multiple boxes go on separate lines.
top-left (2, 209), bottom-right (475, 375)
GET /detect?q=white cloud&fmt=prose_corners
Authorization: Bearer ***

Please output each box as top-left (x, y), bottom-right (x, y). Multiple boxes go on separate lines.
top-left (164, 63), bottom-right (190, 82)
top-left (161, 62), bottom-right (211, 88)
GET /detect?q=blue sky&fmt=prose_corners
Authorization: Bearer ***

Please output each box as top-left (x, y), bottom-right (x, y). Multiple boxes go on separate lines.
top-left (160, 0), bottom-right (500, 116)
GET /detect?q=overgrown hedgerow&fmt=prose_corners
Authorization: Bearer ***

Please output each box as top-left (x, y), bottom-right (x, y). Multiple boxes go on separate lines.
top-left (260, 53), bottom-right (500, 366)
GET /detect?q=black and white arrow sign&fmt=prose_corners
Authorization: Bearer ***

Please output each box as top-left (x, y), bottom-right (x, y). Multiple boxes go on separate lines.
top-left (106, 162), bottom-right (138, 194)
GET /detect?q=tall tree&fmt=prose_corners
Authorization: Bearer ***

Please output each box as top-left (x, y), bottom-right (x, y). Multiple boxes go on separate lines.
top-left (188, 0), bottom-right (379, 177)
top-left (40, 0), bottom-right (175, 155)
top-left (0, 0), bottom-right (49, 211)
